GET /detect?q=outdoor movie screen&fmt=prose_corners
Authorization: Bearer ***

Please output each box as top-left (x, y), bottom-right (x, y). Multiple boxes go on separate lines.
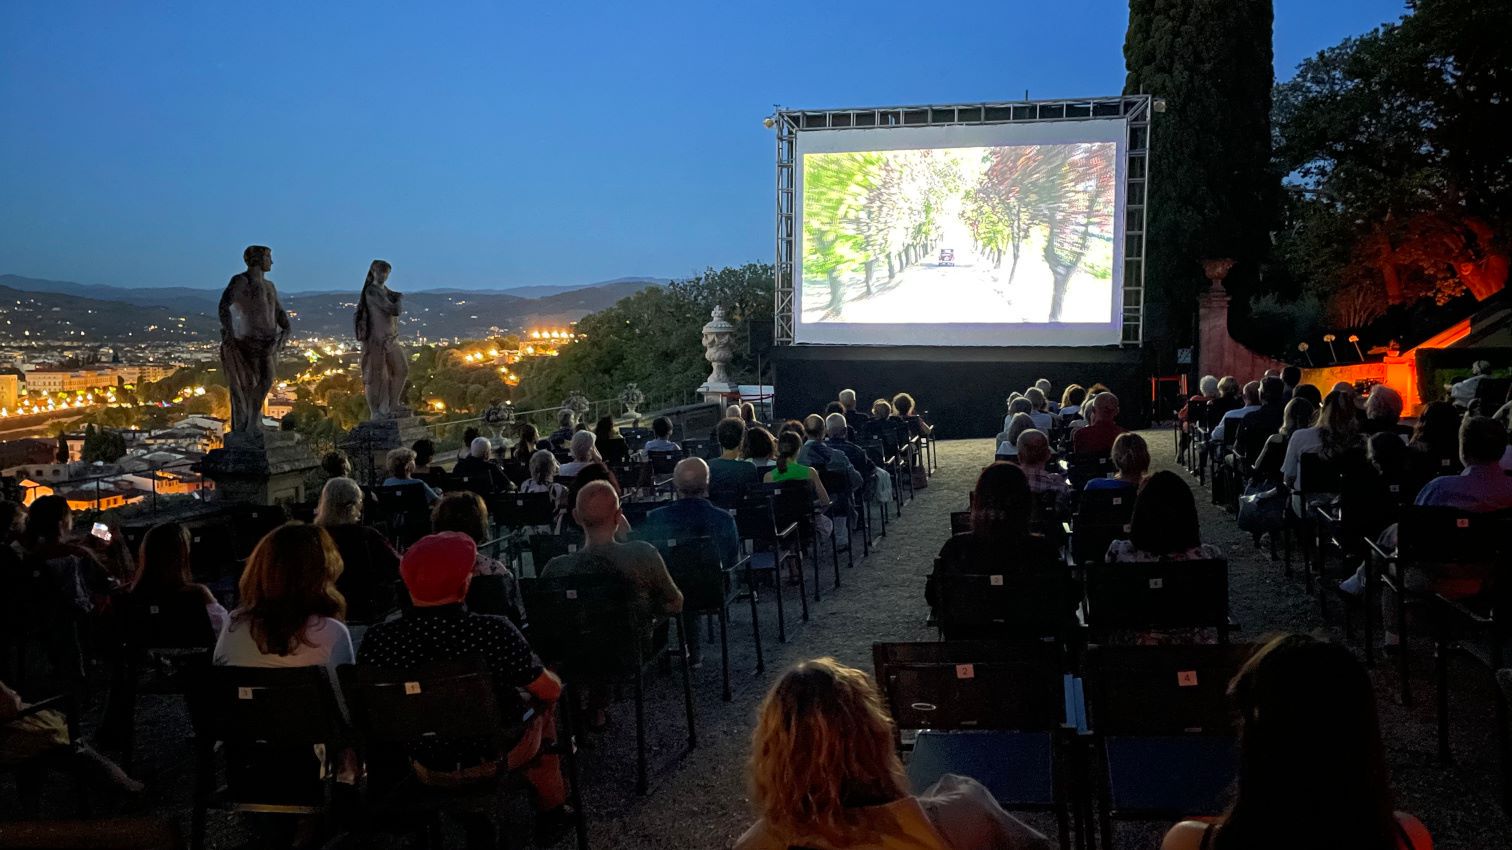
top-left (795, 119), bottom-right (1127, 347)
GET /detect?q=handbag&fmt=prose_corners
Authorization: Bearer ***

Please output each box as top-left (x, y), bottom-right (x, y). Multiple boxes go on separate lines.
top-left (1237, 481), bottom-right (1285, 534)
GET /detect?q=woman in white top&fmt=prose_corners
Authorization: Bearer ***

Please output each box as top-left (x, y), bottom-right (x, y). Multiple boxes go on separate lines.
top-left (129, 521), bottom-right (229, 635)
top-left (557, 430), bottom-right (599, 478)
top-left (736, 657), bottom-right (1052, 850)
top-left (213, 523), bottom-right (352, 674)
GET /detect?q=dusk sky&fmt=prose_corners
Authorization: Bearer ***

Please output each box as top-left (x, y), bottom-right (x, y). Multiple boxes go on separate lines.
top-left (1, 1), bottom-right (1408, 293)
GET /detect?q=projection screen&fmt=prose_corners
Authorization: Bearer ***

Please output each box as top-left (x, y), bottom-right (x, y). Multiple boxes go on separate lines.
top-left (794, 119), bottom-right (1127, 347)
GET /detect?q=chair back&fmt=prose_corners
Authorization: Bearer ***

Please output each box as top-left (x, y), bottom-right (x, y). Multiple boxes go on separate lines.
top-left (681, 438), bottom-right (715, 460)
top-left (520, 574), bottom-right (640, 678)
top-left (619, 427), bottom-right (653, 451)
top-left (611, 461), bottom-right (654, 493)
top-left (193, 665), bottom-right (345, 747)
top-left (818, 468), bottom-right (853, 516)
top-left (339, 658), bottom-right (509, 746)
top-left (464, 574), bottom-right (515, 619)
top-left (647, 450), bottom-right (683, 476)
top-left (371, 484), bottom-right (433, 544)
top-left (933, 570), bottom-right (1076, 640)
top-left (185, 518), bottom-right (238, 583)
top-left (1083, 644), bottom-right (1254, 737)
top-left (873, 640), bottom-right (1063, 732)
top-left (1397, 506), bottom-right (1512, 564)
top-left (949, 511), bottom-right (972, 536)
top-left (598, 440), bottom-right (630, 465)
top-left (1066, 454), bottom-right (1114, 490)
top-left (1084, 559), bottom-right (1229, 633)
top-left (1071, 488), bottom-right (1136, 565)
top-left (760, 481), bottom-right (813, 535)
top-left (1297, 452), bottom-right (1347, 496)
top-left (645, 536), bottom-right (728, 611)
top-left (734, 493), bottom-right (780, 545)
top-left (120, 590), bottom-right (216, 652)
top-left (229, 505), bottom-right (288, 562)
top-left (488, 491), bottom-right (555, 530)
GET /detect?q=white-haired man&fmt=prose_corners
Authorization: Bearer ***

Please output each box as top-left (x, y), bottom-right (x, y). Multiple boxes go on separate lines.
top-left (824, 411), bottom-right (875, 483)
top-left (838, 388), bottom-right (870, 431)
top-left (559, 430), bottom-right (598, 477)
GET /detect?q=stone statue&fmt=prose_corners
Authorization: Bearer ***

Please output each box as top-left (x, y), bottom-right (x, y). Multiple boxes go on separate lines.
top-left (354, 259), bottom-right (408, 419)
top-left (218, 245), bottom-right (289, 441)
top-left (700, 306), bottom-right (736, 386)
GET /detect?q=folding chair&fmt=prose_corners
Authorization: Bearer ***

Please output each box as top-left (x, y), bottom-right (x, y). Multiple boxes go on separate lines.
top-left (930, 570), bottom-right (1079, 643)
top-left (1082, 644), bottom-right (1255, 850)
top-left (339, 658), bottom-right (588, 850)
top-left (873, 640), bottom-right (1074, 850)
top-left (107, 591), bottom-right (216, 773)
top-left (521, 575), bottom-right (695, 796)
top-left (371, 484), bottom-right (434, 548)
top-left (818, 468), bottom-right (859, 567)
top-left (644, 535), bottom-right (757, 699)
top-left (1067, 489), bottom-right (1135, 566)
top-left (761, 480), bottom-right (831, 596)
top-left (949, 511), bottom-right (972, 537)
top-left (734, 493), bottom-right (807, 643)
top-left (1083, 560), bottom-right (1231, 643)
top-left (647, 450), bottom-right (683, 476)
top-left (1065, 454), bottom-right (1114, 491)
top-left (188, 666), bottom-right (346, 850)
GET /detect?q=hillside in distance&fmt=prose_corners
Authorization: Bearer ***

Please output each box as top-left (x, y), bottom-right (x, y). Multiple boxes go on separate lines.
top-left (0, 275), bottom-right (666, 342)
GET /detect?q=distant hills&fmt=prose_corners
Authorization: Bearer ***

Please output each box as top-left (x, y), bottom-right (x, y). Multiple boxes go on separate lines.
top-left (0, 274), bottom-right (667, 342)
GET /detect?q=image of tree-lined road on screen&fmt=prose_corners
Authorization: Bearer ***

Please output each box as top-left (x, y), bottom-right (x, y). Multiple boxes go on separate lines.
top-left (801, 142), bottom-right (1116, 325)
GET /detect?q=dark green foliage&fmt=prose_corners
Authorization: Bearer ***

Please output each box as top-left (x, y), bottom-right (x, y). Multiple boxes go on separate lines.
top-left (81, 423), bottom-right (127, 463)
top-left (1124, 0), bottom-right (1278, 356)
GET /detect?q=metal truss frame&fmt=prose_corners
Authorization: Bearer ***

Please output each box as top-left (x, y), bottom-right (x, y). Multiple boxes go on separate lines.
top-left (772, 94), bottom-right (1152, 346)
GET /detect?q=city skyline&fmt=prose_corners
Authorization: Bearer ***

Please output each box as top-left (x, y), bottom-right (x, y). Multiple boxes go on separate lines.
top-left (1, 1), bottom-right (1408, 292)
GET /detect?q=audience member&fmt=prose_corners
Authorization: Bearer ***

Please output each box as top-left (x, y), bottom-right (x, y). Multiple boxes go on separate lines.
top-left (1060, 384), bottom-right (1088, 421)
top-left (743, 426), bottom-right (778, 474)
top-left (927, 463), bottom-right (1058, 612)
top-left (431, 491), bottom-right (525, 626)
top-left (1161, 634), bottom-right (1430, 850)
top-left (594, 415), bottom-right (629, 463)
top-left (318, 450), bottom-right (351, 484)
top-left (839, 388), bottom-right (869, 431)
top-left (1087, 432), bottom-right (1150, 492)
top-left (869, 398), bottom-right (893, 421)
top-left (710, 417), bottom-right (761, 496)
top-left (998, 412), bottom-right (1035, 458)
top-left (540, 481), bottom-right (682, 627)
top-left (1363, 385), bottom-right (1409, 437)
top-left (213, 524), bottom-right (352, 675)
top-left (644, 458), bottom-right (741, 573)
top-left (1209, 376), bottom-right (1243, 424)
top-left (382, 447), bottom-right (441, 505)
top-left (547, 410), bottom-right (575, 448)
top-left (1035, 378), bottom-right (1057, 412)
top-left (522, 449), bottom-right (570, 520)
top-left (1406, 400), bottom-right (1464, 489)
top-left (128, 521), bottom-right (229, 634)
top-left (1072, 392), bottom-right (1126, 456)
top-left (1211, 380), bottom-right (1261, 444)
top-left (1282, 389), bottom-right (1365, 495)
top-left (1236, 376), bottom-right (1286, 462)
top-left (735, 657), bottom-right (1052, 850)
top-left (1280, 364), bottom-right (1302, 401)
top-left (765, 430), bottom-right (831, 508)
top-left (1107, 471), bottom-right (1221, 563)
top-left (644, 416), bottom-right (681, 453)
top-left (824, 412), bottom-right (876, 483)
top-left (740, 402), bottom-right (760, 428)
top-left (1024, 387), bottom-right (1056, 431)
top-left (456, 428), bottom-right (481, 462)
top-left (357, 532), bottom-right (569, 841)
top-left (1449, 359), bottom-right (1494, 409)
top-left (561, 463), bottom-right (628, 537)
top-left (1254, 397), bottom-right (1316, 483)
top-left (1016, 428), bottom-right (1070, 507)
top-left (412, 438), bottom-right (442, 476)
top-left (1, 678), bottom-right (143, 800)
top-left (1414, 416), bottom-right (1512, 512)
top-left (454, 437), bottom-right (512, 493)
top-left (1002, 396), bottom-right (1034, 435)
top-left (559, 431), bottom-right (600, 478)
top-left (891, 392), bottom-right (933, 436)
top-left (511, 423), bottom-right (540, 463)
top-left (1293, 383), bottom-right (1323, 407)
top-left (16, 496), bottom-right (113, 680)
top-left (315, 476), bottom-right (401, 622)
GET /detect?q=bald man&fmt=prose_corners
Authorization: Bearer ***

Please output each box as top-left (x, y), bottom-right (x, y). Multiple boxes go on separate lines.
top-left (540, 480), bottom-right (683, 624)
top-left (643, 458), bottom-right (740, 572)
top-left (1071, 391), bottom-right (1126, 456)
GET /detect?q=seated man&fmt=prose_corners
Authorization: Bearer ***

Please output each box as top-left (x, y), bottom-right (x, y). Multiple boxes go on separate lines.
top-left (642, 416), bottom-right (681, 454)
top-left (708, 416), bottom-right (760, 498)
top-left (356, 532), bottom-right (569, 836)
top-left (541, 480), bottom-right (684, 626)
top-left (824, 412), bottom-right (876, 484)
top-left (382, 447), bottom-right (441, 505)
top-left (1236, 375), bottom-right (1286, 462)
top-left (1211, 380), bottom-right (1262, 445)
top-left (1071, 392), bottom-right (1126, 456)
top-left (453, 437), bottom-right (513, 493)
top-left (799, 414), bottom-right (861, 492)
top-left (839, 388), bottom-right (870, 431)
top-left (642, 458), bottom-right (740, 666)
top-left (1035, 378), bottom-right (1059, 413)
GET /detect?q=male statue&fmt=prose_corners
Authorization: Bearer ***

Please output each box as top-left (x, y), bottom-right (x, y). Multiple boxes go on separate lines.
top-left (354, 259), bottom-right (408, 419)
top-left (218, 245), bottom-right (289, 440)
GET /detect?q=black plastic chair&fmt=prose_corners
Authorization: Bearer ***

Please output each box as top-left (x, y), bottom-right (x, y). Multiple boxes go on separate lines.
top-left (1068, 488), bottom-right (1136, 566)
top-left (735, 493), bottom-right (807, 643)
top-left (371, 484), bottom-right (435, 548)
top-left (107, 590), bottom-right (216, 773)
top-left (1065, 454), bottom-right (1114, 491)
top-left (1083, 559), bottom-right (1231, 643)
top-left (818, 468), bottom-right (859, 568)
top-left (644, 535), bottom-right (757, 699)
top-left (647, 450), bottom-right (683, 476)
top-left (873, 640), bottom-right (1074, 850)
top-left (1082, 644), bottom-right (1255, 850)
top-left (930, 569), bottom-right (1078, 643)
top-left (760, 480), bottom-right (830, 596)
top-left (521, 575), bottom-right (696, 796)
top-left (338, 658), bottom-right (588, 850)
top-left (188, 665), bottom-right (347, 850)
top-left (949, 510), bottom-right (971, 537)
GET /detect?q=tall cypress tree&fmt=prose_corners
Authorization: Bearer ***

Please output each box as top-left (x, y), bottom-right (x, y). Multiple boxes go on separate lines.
top-left (1125, 0), bottom-right (1277, 364)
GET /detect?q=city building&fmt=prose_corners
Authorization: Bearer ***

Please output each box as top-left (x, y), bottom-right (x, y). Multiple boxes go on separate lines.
top-left (0, 373), bottom-right (18, 410)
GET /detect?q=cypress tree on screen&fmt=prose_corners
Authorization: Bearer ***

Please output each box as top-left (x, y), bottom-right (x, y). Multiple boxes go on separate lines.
top-left (1124, 0), bottom-right (1278, 363)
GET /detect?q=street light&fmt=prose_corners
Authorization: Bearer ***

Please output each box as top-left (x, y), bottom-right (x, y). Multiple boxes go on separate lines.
top-left (1322, 334), bottom-right (1338, 364)
top-left (1348, 334), bottom-right (1363, 361)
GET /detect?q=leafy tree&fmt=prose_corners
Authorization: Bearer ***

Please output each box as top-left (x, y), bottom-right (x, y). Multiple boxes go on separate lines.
top-left (1270, 0), bottom-right (1510, 333)
top-left (1125, 0), bottom-right (1277, 359)
top-left (81, 423), bottom-right (126, 463)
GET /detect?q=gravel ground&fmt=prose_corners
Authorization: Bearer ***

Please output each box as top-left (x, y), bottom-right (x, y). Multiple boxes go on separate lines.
top-left (8, 434), bottom-right (1509, 849)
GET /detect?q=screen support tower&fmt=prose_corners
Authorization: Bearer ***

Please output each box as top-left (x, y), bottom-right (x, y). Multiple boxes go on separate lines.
top-left (771, 95), bottom-right (1152, 346)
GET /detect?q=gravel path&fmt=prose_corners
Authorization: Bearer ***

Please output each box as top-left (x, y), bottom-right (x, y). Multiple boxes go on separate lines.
top-left (29, 434), bottom-right (1510, 849)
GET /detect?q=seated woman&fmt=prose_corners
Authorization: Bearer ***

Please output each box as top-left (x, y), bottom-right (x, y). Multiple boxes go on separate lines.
top-left (1059, 384), bottom-right (1087, 423)
top-left (869, 398), bottom-right (893, 421)
top-left (382, 447), bottom-right (441, 505)
top-left (1406, 400), bottom-right (1463, 494)
top-left (926, 463), bottom-right (1060, 616)
top-left (744, 426), bottom-right (779, 474)
top-left (1162, 634), bottom-right (1431, 850)
top-left (997, 411), bottom-right (1035, 459)
top-left (559, 462), bottom-right (630, 540)
top-left (128, 521), bottom-right (229, 635)
top-left (1253, 397), bottom-right (1315, 484)
top-left (1085, 432), bottom-right (1150, 492)
top-left (431, 491), bottom-right (526, 627)
top-left (314, 477), bottom-right (401, 623)
top-left (522, 449), bottom-right (569, 526)
top-left (1106, 471), bottom-right (1221, 563)
top-left (765, 430), bottom-right (831, 509)
top-left (735, 657), bottom-right (1052, 850)
top-left (593, 415), bottom-right (630, 464)
top-left (892, 392), bottom-right (932, 436)
top-left (214, 523), bottom-right (353, 675)
top-left (510, 423), bottom-right (541, 463)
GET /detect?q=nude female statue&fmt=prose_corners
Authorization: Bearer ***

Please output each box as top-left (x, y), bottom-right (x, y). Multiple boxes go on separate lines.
top-left (218, 245), bottom-right (289, 439)
top-left (354, 259), bottom-right (408, 419)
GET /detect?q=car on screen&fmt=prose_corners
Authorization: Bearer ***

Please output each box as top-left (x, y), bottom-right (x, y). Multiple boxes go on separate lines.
top-left (938, 248), bottom-right (955, 266)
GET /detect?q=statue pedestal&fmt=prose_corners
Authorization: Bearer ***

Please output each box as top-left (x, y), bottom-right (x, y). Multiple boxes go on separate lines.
top-left (200, 429), bottom-right (320, 506)
top-left (341, 415), bottom-right (431, 486)
top-left (697, 381), bottom-right (738, 407)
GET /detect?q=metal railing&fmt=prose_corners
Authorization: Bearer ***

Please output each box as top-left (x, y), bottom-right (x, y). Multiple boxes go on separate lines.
top-left (12, 456), bottom-right (214, 523)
